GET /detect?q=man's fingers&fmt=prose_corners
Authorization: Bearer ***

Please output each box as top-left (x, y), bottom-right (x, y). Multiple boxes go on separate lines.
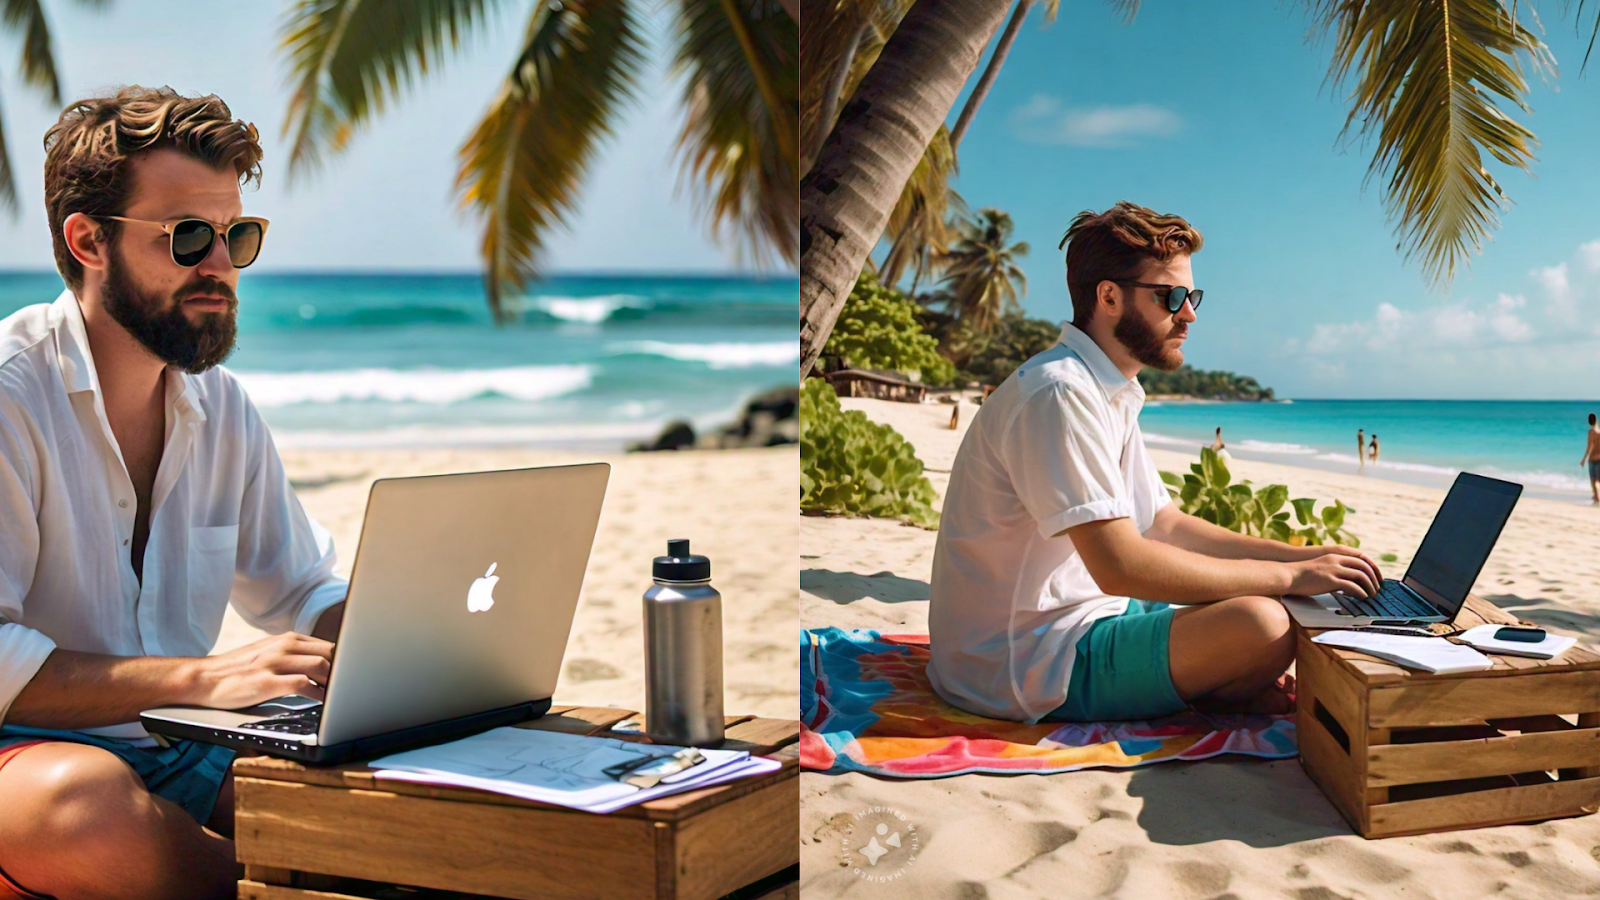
top-left (284, 678), bottom-right (325, 702)
top-left (270, 653), bottom-right (331, 685)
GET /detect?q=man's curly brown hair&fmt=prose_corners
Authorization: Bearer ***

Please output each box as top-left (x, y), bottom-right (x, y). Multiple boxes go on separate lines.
top-left (43, 85), bottom-right (263, 291)
top-left (1058, 201), bottom-right (1203, 329)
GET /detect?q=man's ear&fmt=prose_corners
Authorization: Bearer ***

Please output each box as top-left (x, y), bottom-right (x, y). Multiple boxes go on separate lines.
top-left (62, 212), bottom-right (110, 274)
top-left (1096, 279), bottom-right (1122, 322)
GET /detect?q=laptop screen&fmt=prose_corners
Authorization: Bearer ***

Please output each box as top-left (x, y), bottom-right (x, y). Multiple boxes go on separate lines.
top-left (1404, 473), bottom-right (1522, 617)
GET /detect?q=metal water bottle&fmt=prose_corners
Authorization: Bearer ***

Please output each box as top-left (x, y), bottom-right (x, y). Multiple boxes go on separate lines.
top-left (644, 539), bottom-right (725, 746)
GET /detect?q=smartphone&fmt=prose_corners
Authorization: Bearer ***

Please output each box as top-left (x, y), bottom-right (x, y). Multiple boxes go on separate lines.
top-left (1494, 626), bottom-right (1546, 643)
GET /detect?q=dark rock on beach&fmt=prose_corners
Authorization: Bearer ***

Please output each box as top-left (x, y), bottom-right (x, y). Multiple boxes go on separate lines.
top-left (629, 385), bottom-right (798, 452)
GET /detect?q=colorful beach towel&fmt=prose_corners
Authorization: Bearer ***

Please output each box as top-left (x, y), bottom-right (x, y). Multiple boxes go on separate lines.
top-left (801, 627), bottom-right (1297, 778)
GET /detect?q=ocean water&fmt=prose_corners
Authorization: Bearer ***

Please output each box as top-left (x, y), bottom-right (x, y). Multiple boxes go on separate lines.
top-left (1139, 399), bottom-right (1600, 502)
top-left (0, 271), bottom-right (798, 448)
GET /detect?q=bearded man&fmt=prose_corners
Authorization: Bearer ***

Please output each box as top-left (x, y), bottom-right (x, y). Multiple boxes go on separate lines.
top-left (0, 87), bottom-right (347, 899)
top-left (927, 202), bottom-right (1382, 724)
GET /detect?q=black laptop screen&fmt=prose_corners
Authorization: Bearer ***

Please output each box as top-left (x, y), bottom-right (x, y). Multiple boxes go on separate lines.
top-left (1405, 474), bottom-right (1521, 615)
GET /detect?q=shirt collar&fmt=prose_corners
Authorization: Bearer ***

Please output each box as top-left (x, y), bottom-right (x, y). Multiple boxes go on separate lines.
top-left (51, 289), bottom-right (207, 422)
top-left (1058, 322), bottom-right (1143, 402)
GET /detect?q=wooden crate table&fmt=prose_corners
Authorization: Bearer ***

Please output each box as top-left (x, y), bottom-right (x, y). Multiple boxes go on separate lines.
top-left (1294, 594), bottom-right (1600, 838)
top-left (232, 706), bottom-right (799, 900)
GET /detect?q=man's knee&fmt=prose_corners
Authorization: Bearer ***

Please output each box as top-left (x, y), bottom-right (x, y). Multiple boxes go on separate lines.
top-left (1221, 595), bottom-right (1292, 642)
top-left (0, 743), bottom-right (152, 858)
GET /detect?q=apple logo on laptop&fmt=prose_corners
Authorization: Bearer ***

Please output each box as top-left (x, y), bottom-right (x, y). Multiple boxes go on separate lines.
top-left (467, 563), bottom-right (499, 612)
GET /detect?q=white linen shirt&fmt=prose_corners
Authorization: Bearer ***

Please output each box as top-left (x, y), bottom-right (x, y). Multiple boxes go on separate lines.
top-left (927, 323), bottom-right (1170, 723)
top-left (0, 290), bottom-right (348, 737)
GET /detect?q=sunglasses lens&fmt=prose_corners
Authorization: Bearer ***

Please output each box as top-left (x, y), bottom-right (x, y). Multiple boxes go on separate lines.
top-left (170, 220), bottom-right (215, 267)
top-left (1188, 289), bottom-right (1203, 311)
top-left (1166, 286), bottom-right (1189, 312)
top-left (227, 221), bottom-right (263, 268)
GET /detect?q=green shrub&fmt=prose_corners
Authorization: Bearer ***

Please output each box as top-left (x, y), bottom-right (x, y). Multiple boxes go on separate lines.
top-left (1139, 365), bottom-right (1275, 401)
top-left (821, 272), bottom-right (958, 386)
top-left (800, 379), bottom-right (940, 528)
top-left (1160, 448), bottom-right (1359, 546)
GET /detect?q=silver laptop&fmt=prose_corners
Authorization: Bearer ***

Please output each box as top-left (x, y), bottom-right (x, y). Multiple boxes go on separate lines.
top-left (141, 462), bottom-right (609, 764)
top-left (1282, 472), bottom-right (1520, 629)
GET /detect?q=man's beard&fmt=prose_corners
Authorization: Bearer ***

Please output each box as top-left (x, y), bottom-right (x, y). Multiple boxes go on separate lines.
top-left (102, 246), bottom-right (238, 374)
top-left (1113, 309), bottom-right (1184, 372)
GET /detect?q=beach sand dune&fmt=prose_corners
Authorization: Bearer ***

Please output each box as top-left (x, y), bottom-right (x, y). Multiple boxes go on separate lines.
top-left (801, 396), bottom-right (1600, 899)
top-left (216, 445), bottom-right (798, 721)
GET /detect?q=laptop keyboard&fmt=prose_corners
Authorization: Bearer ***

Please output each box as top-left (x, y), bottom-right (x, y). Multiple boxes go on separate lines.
top-left (239, 706), bottom-right (321, 735)
top-left (1334, 580), bottom-right (1438, 619)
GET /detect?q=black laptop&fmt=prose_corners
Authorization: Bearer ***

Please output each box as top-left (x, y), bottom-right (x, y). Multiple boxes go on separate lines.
top-left (1283, 472), bottom-right (1522, 626)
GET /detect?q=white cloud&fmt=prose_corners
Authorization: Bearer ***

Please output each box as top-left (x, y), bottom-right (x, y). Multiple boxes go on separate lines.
top-left (1006, 94), bottom-right (1183, 148)
top-left (1308, 296), bottom-right (1534, 355)
top-left (1532, 262), bottom-right (1576, 322)
top-left (1579, 240), bottom-right (1600, 273)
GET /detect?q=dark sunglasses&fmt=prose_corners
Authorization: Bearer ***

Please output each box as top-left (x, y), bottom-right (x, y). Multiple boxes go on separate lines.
top-left (98, 215), bottom-right (269, 268)
top-left (1113, 280), bottom-right (1202, 314)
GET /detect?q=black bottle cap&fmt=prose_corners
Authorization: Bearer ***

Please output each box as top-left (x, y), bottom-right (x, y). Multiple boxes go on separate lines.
top-left (653, 538), bottom-right (710, 582)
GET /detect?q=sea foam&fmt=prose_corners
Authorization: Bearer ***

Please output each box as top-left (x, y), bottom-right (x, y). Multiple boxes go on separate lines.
top-left (233, 365), bottom-right (594, 406)
top-left (526, 294), bottom-right (652, 324)
top-left (606, 340), bottom-right (799, 369)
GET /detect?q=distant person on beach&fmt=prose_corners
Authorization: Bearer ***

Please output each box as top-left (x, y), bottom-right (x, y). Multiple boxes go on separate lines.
top-left (1368, 434), bottom-right (1380, 464)
top-left (1357, 429), bottom-right (1365, 469)
top-left (927, 201), bottom-right (1381, 727)
top-left (0, 88), bottom-right (350, 899)
top-left (1211, 426), bottom-right (1230, 458)
top-left (1584, 413), bottom-right (1600, 502)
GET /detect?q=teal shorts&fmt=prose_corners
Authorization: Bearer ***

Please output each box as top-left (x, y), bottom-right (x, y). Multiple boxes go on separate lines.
top-left (1043, 600), bottom-right (1188, 723)
top-left (0, 725), bottom-right (235, 825)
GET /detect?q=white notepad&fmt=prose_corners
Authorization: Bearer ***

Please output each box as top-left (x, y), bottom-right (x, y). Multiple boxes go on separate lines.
top-left (1456, 624), bottom-right (1577, 660)
top-left (1311, 631), bottom-right (1493, 674)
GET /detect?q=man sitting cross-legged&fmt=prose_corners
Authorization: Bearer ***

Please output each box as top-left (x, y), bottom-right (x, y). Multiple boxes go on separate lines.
top-left (927, 201), bottom-right (1382, 725)
top-left (0, 87), bottom-right (349, 900)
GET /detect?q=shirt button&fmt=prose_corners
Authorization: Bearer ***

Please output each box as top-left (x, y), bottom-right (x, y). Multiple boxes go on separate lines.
top-left (123, 539), bottom-right (129, 546)
top-left (118, 499), bottom-right (128, 508)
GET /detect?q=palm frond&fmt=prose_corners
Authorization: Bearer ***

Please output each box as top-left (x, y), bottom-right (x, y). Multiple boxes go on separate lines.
top-left (2, 0), bottom-right (60, 103)
top-left (279, 0), bottom-right (498, 180)
top-left (0, 85), bottom-right (17, 214)
top-left (671, 0), bottom-right (798, 267)
top-left (1307, 0), bottom-right (1550, 286)
top-left (879, 125), bottom-right (963, 290)
top-left (938, 208), bottom-right (1028, 333)
top-left (799, 0), bottom-right (915, 173)
top-left (456, 0), bottom-right (643, 322)
top-left (1102, 0), bottom-right (1138, 25)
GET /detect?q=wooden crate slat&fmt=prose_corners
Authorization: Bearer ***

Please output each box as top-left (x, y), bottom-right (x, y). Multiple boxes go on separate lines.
top-left (238, 882), bottom-right (368, 900)
top-left (234, 778), bottom-right (658, 900)
top-left (1297, 693), bottom-right (1369, 834)
top-left (1298, 632), bottom-right (1370, 753)
top-left (1367, 669), bottom-right (1600, 729)
top-left (1366, 777), bottom-right (1600, 838)
top-left (669, 777), bottom-right (800, 900)
top-left (1368, 727), bottom-right (1600, 787)
top-left (722, 718), bottom-right (802, 755)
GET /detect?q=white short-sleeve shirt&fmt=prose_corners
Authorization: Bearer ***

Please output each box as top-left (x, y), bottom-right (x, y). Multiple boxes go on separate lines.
top-left (927, 324), bottom-right (1170, 722)
top-left (0, 291), bottom-right (348, 738)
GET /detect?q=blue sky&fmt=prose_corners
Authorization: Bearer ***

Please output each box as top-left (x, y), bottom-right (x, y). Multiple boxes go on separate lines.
top-left (0, 1), bottom-right (764, 275)
top-left (937, 1), bottom-right (1600, 399)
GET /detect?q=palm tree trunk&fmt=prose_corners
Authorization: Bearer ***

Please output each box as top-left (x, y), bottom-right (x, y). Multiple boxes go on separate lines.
top-left (803, 18), bottom-right (867, 176)
top-left (949, 0), bottom-right (1029, 151)
top-left (799, 0), bottom-right (1009, 379)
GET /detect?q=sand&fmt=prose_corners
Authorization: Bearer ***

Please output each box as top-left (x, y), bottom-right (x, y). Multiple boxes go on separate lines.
top-left (213, 444), bottom-right (798, 721)
top-left (801, 396), bottom-right (1600, 899)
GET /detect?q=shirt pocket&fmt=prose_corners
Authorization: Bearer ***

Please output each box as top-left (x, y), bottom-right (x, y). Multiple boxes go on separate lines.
top-left (187, 524), bottom-right (240, 640)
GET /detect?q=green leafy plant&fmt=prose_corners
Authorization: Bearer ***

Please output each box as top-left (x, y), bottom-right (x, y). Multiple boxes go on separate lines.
top-left (1380, 552), bottom-right (1398, 562)
top-left (1160, 448), bottom-right (1359, 547)
top-left (800, 379), bottom-right (940, 528)
top-left (1138, 364), bottom-right (1275, 401)
top-left (820, 271), bottom-right (957, 386)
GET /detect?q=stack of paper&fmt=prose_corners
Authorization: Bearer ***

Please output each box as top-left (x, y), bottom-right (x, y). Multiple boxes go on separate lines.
top-left (1311, 631), bottom-right (1493, 674)
top-left (369, 727), bottom-right (781, 813)
top-left (1456, 624), bottom-right (1577, 660)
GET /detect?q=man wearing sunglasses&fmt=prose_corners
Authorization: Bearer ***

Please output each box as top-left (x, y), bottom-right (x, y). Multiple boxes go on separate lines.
top-left (928, 201), bottom-right (1382, 726)
top-left (0, 87), bottom-right (347, 899)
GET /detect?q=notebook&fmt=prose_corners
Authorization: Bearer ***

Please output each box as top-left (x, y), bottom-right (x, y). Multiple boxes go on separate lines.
top-left (1456, 624), bottom-right (1577, 661)
top-left (1311, 630), bottom-right (1493, 674)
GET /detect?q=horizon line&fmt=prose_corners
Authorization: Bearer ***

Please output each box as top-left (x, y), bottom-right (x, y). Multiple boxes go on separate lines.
top-left (0, 267), bottom-right (800, 280)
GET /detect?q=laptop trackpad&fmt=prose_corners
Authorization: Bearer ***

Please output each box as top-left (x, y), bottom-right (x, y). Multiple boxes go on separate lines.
top-left (244, 695), bottom-right (323, 714)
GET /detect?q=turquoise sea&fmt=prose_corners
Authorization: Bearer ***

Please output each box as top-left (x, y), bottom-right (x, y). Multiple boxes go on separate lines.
top-left (0, 271), bottom-right (798, 449)
top-left (1139, 399), bottom-right (1600, 503)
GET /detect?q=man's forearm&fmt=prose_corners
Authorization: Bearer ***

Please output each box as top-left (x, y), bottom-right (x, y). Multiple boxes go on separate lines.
top-left (1148, 507), bottom-right (1313, 563)
top-left (1110, 537), bottom-right (1292, 604)
top-left (5, 649), bottom-right (205, 730)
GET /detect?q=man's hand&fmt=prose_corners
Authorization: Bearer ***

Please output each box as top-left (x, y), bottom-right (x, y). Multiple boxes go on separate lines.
top-left (1283, 546), bottom-right (1382, 598)
top-left (191, 632), bottom-right (334, 708)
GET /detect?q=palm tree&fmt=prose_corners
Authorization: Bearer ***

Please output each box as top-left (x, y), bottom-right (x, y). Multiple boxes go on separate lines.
top-left (938, 207), bottom-right (1027, 333)
top-left (801, 0), bottom-right (1562, 379)
top-left (0, 0), bottom-right (96, 213)
top-left (276, 0), bottom-right (797, 321)
top-left (799, 0), bottom-right (1010, 379)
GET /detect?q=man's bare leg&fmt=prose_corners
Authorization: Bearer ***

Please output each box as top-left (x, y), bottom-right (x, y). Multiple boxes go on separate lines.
top-left (0, 743), bottom-right (239, 900)
top-left (1166, 595), bottom-right (1295, 714)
